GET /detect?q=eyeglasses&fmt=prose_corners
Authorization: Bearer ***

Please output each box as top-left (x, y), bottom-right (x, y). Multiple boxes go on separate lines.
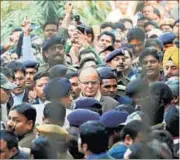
top-left (79, 80), bottom-right (100, 86)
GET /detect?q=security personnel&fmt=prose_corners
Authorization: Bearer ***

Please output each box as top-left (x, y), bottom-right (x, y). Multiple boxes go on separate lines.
top-left (67, 109), bottom-right (100, 159)
top-left (106, 48), bottom-right (130, 95)
top-left (39, 35), bottom-right (77, 73)
top-left (79, 121), bottom-right (113, 159)
top-left (36, 124), bottom-right (71, 159)
top-left (73, 97), bottom-right (103, 115)
top-left (97, 66), bottom-right (133, 104)
top-left (43, 77), bottom-right (73, 128)
top-left (100, 110), bottom-right (128, 148)
top-left (158, 32), bottom-right (176, 51)
top-left (23, 60), bottom-right (39, 90)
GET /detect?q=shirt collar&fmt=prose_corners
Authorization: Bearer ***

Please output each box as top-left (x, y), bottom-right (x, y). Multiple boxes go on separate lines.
top-left (80, 90), bottom-right (102, 101)
top-left (11, 90), bottom-right (25, 98)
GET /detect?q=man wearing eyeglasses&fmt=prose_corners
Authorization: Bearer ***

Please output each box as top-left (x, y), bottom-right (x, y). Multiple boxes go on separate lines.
top-left (78, 67), bottom-right (119, 112)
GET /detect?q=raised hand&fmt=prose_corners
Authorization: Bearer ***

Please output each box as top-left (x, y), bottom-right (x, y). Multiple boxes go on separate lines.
top-left (22, 16), bottom-right (32, 35)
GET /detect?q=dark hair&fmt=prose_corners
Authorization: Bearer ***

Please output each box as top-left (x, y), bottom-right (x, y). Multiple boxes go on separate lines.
top-left (68, 136), bottom-right (85, 159)
top-left (99, 31), bottom-right (116, 45)
top-left (115, 22), bottom-right (125, 32)
top-left (144, 20), bottom-right (159, 29)
top-left (85, 26), bottom-right (95, 41)
top-left (121, 43), bottom-right (136, 56)
top-left (11, 103), bottom-right (37, 128)
top-left (145, 38), bottom-right (164, 51)
top-left (128, 143), bottom-right (156, 159)
top-left (139, 47), bottom-right (162, 64)
top-left (80, 121), bottom-right (109, 154)
top-left (122, 47), bottom-right (133, 59)
top-left (43, 21), bottom-right (58, 31)
top-left (0, 66), bottom-right (14, 79)
top-left (79, 57), bottom-right (98, 69)
top-left (127, 27), bottom-right (145, 42)
top-left (165, 107), bottom-right (179, 137)
top-left (6, 61), bottom-right (26, 75)
top-left (137, 16), bottom-right (151, 22)
top-left (149, 82), bottom-right (173, 106)
top-left (100, 22), bottom-right (115, 31)
top-left (78, 49), bottom-right (96, 62)
top-left (43, 102), bottom-right (66, 126)
top-left (126, 79), bottom-right (149, 97)
top-left (119, 18), bottom-right (133, 26)
top-left (0, 130), bottom-right (18, 149)
top-left (31, 136), bottom-right (58, 159)
top-left (120, 120), bottom-right (150, 142)
top-left (11, 28), bottom-right (22, 34)
top-left (33, 71), bottom-right (50, 82)
top-left (148, 139), bottom-right (173, 159)
top-left (150, 130), bottom-right (174, 156)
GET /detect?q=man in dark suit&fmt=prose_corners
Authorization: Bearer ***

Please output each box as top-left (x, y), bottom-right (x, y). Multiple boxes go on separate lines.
top-left (6, 61), bottom-right (29, 107)
top-left (78, 67), bottom-right (119, 112)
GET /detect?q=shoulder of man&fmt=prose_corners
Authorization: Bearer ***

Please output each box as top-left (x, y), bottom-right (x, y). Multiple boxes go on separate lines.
top-left (19, 131), bottom-right (36, 149)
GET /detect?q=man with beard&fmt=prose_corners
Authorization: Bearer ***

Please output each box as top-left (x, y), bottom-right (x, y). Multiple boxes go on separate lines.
top-left (6, 61), bottom-right (29, 107)
top-left (139, 47), bottom-right (165, 85)
top-left (40, 35), bottom-right (68, 72)
top-left (163, 46), bottom-right (179, 79)
top-left (106, 48), bottom-right (129, 95)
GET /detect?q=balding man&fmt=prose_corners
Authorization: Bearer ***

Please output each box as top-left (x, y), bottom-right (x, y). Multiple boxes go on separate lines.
top-left (77, 67), bottom-right (119, 112)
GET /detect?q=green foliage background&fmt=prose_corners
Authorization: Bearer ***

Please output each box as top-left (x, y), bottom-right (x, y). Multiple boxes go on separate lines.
top-left (1, 1), bottom-right (111, 43)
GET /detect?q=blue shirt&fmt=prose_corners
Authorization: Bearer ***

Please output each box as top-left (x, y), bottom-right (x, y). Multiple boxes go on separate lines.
top-left (87, 152), bottom-right (113, 159)
top-left (11, 90), bottom-right (25, 106)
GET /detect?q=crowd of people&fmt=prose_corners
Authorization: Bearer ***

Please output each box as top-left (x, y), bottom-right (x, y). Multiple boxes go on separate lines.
top-left (0, 0), bottom-right (179, 159)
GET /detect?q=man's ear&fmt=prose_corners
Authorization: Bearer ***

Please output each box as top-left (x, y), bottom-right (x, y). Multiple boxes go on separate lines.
top-left (11, 147), bottom-right (18, 156)
top-left (82, 143), bottom-right (88, 153)
top-left (124, 135), bottom-right (133, 146)
top-left (43, 51), bottom-right (49, 59)
top-left (26, 120), bottom-right (33, 131)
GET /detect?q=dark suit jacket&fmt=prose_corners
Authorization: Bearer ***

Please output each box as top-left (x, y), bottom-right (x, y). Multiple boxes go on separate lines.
top-left (7, 89), bottom-right (29, 113)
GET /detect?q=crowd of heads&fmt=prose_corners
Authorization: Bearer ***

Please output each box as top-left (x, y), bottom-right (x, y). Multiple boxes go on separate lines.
top-left (0, 0), bottom-right (179, 159)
